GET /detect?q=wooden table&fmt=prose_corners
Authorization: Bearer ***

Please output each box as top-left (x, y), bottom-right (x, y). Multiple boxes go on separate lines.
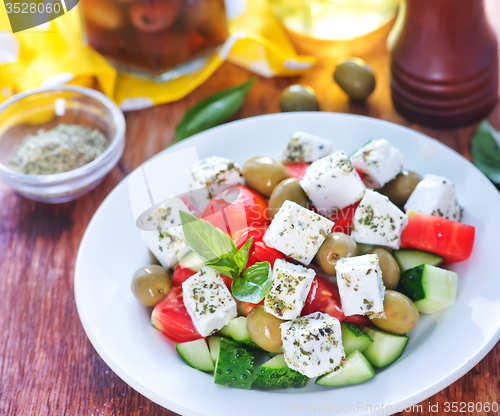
top-left (1, 2), bottom-right (499, 415)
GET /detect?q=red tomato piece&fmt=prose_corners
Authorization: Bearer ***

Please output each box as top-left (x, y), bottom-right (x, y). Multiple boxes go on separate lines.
top-left (238, 299), bottom-right (264, 316)
top-left (329, 201), bottom-right (360, 235)
top-left (253, 241), bottom-right (284, 266)
top-left (201, 185), bottom-right (270, 236)
top-left (400, 210), bottom-right (475, 263)
top-left (172, 265), bottom-right (197, 286)
top-left (151, 286), bottom-right (202, 343)
top-left (285, 163), bottom-right (310, 180)
top-left (302, 277), bottom-right (370, 326)
top-left (232, 226), bottom-right (268, 249)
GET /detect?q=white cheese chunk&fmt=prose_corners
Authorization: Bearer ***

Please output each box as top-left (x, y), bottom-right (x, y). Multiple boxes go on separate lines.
top-left (351, 189), bottom-right (408, 250)
top-left (279, 131), bottom-right (333, 164)
top-left (404, 174), bottom-right (461, 221)
top-left (140, 197), bottom-right (191, 269)
top-left (182, 266), bottom-right (237, 337)
top-left (183, 156), bottom-right (244, 212)
top-left (264, 259), bottom-right (316, 320)
top-left (281, 312), bottom-right (345, 378)
top-left (300, 150), bottom-right (366, 213)
top-left (351, 139), bottom-right (404, 189)
top-left (335, 254), bottom-right (386, 317)
top-left (263, 200), bottom-right (334, 265)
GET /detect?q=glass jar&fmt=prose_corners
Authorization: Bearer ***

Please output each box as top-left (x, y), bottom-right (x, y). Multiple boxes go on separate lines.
top-left (268, 0), bottom-right (399, 40)
top-left (79, 0), bottom-right (228, 81)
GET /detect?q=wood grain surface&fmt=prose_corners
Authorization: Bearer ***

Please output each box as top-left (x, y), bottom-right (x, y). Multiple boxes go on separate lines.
top-left (1, 1), bottom-right (499, 415)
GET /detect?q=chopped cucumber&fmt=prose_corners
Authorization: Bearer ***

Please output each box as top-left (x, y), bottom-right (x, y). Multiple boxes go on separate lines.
top-left (342, 322), bottom-right (373, 355)
top-left (207, 336), bottom-right (222, 364)
top-left (219, 316), bottom-right (260, 348)
top-left (253, 354), bottom-right (308, 390)
top-left (214, 338), bottom-right (255, 389)
top-left (398, 264), bottom-right (458, 313)
top-left (176, 339), bottom-right (215, 372)
top-left (392, 249), bottom-right (444, 273)
top-left (315, 350), bottom-right (375, 386)
top-left (362, 327), bottom-right (409, 368)
top-left (266, 352), bottom-right (279, 358)
top-left (178, 250), bottom-right (203, 272)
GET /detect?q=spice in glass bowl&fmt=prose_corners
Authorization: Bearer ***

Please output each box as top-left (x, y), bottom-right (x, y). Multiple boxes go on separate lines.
top-left (7, 124), bottom-right (109, 175)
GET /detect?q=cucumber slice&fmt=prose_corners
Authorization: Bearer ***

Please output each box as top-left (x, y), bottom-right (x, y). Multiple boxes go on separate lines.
top-left (253, 354), bottom-right (308, 390)
top-left (398, 264), bottom-right (458, 313)
top-left (362, 327), bottom-right (408, 368)
top-left (392, 249), bottom-right (444, 273)
top-left (176, 339), bottom-right (215, 372)
top-left (341, 322), bottom-right (373, 355)
top-left (178, 251), bottom-right (203, 272)
top-left (207, 336), bottom-right (222, 364)
top-left (219, 316), bottom-right (260, 348)
top-left (214, 338), bottom-right (255, 389)
top-left (315, 350), bottom-right (375, 386)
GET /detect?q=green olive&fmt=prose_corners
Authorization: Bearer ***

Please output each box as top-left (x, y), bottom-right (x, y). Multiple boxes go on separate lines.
top-left (131, 265), bottom-right (172, 307)
top-left (371, 290), bottom-right (419, 335)
top-left (279, 85), bottom-right (320, 112)
top-left (246, 306), bottom-right (284, 353)
top-left (367, 248), bottom-right (400, 290)
top-left (268, 178), bottom-right (309, 219)
top-left (314, 232), bottom-right (358, 275)
top-left (242, 156), bottom-right (290, 198)
top-left (379, 170), bottom-right (422, 209)
top-left (333, 57), bottom-right (376, 100)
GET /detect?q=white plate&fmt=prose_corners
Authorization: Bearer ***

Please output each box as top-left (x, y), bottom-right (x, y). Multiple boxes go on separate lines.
top-left (75, 113), bottom-right (500, 416)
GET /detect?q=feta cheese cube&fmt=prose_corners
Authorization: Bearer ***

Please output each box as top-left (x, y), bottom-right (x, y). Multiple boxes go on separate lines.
top-left (140, 197), bottom-right (191, 269)
top-left (183, 156), bottom-right (244, 212)
top-left (351, 139), bottom-right (404, 189)
top-left (263, 200), bottom-right (334, 265)
top-left (300, 150), bottom-right (366, 213)
top-left (264, 259), bottom-right (316, 320)
top-left (404, 174), bottom-right (461, 221)
top-left (351, 189), bottom-right (408, 250)
top-left (281, 312), bottom-right (345, 378)
top-left (278, 131), bottom-right (333, 164)
top-left (335, 254), bottom-right (386, 317)
top-left (182, 266), bottom-right (237, 337)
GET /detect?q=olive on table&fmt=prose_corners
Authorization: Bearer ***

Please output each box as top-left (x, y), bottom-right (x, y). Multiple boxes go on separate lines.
top-left (367, 248), bottom-right (400, 290)
top-left (131, 265), bottom-right (172, 307)
top-left (242, 156), bottom-right (289, 198)
top-left (246, 306), bottom-right (284, 353)
top-left (371, 290), bottom-right (419, 335)
top-left (379, 170), bottom-right (422, 209)
top-left (333, 57), bottom-right (376, 100)
top-left (268, 178), bottom-right (309, 219)
top-left (129, 0), bottom-right (181, 33)
top-left (279, 85), bottom-right (320, 112)
top-left (82, 0), bottom-right (126, 30)
top-left (314, 232), bottom-right (358, 276)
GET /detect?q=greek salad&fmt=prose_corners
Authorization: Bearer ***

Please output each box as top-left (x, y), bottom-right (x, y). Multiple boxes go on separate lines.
top-left (131, 132), bottom-right (475, 390)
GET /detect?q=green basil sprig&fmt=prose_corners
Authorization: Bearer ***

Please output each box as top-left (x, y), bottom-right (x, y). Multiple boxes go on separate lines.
top-left (175, 78), bottom-right (256, 143)
top-left (471, 120), bottom-right (500, 184)
top-left (179, 212), bottom-right (273, 302)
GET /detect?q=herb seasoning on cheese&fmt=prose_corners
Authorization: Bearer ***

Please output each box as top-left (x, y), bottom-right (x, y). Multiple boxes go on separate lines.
top-left (8, 124), bottom-right (108, 175)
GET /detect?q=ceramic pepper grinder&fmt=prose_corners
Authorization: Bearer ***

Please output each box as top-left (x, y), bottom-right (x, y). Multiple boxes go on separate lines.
top-left (390, 0), bottom-right (499, 128)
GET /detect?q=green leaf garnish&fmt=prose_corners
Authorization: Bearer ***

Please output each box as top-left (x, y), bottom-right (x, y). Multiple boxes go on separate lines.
top-left (175, 78), bottom-right (256, 143)
top-left (471, 120), bottom-right (500, 184)
top-left (231, 262), bottom-right (273, 303)
top-left (234, 237), bottom-right (253, 275)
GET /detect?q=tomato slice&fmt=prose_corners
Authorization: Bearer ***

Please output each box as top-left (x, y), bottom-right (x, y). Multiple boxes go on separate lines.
top-left (253, 241), bottom-right (284, 266)
top-left (302, 277), bottom-right (370, 326)
top-left (329, 201), bottom-right (360, 235)
top-left (400, 210), bottom-right (475, 263)
top-left (201, 185), bottom-right (270, 236)
top-left (285, 163), bottom-right (310, 180)
top-left (232, 226), bottom-right (268, 249)
top-left (151, 286), bottom-right (202, 343)
top-left (172, 265), bottom-right (197, 286)
top-left (237, 299), bottom-right (264, 316)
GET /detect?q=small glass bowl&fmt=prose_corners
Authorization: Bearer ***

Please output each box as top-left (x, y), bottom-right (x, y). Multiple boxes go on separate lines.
top-left (0, 86), bottom-right (125, 203)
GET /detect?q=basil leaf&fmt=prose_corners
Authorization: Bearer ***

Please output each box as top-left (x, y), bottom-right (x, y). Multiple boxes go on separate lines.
top-left (471, 120), bottom-right (500, 184)
top-left (231, 261), bottom-right (272, 303)
top-left (180, 211), bottom-right (235, 262)
top-left (205, 253), bottom-right (239, 279)
top-left (234, 237), bottom-right (253, 274)
top-left (175, 78), bottom-right (256, 142)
